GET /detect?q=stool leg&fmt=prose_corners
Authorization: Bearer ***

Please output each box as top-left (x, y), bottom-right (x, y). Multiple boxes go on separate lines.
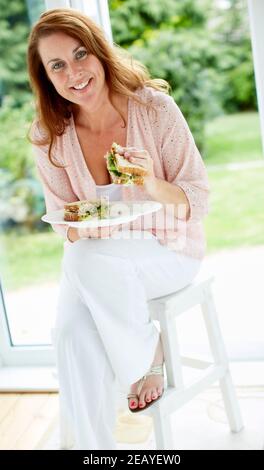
top-left (150, 313), bottom-right (185, 450)
top-left (160, 313), bottom-right (184, 389)
top-left (151, 407), bottom-right (174, 450)
top-left (218, 368), bottom-right (244, 433)
top-left (201, 284), bottom-right (244, 433)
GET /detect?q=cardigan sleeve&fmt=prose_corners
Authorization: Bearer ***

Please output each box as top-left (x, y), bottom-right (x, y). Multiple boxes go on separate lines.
top-left (31, 122), bottom-right (79, 239)
top-left (159, 95), bottom-right (210, 223)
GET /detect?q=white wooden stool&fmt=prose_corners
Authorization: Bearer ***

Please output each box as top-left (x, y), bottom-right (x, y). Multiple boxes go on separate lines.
top-left (58, 275), bottom-right (244, 450)
top-left (144, 275), bottom-right (244, 450)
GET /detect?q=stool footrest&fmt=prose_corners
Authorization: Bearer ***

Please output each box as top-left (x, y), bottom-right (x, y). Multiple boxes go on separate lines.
top-left (142, 363), bottom-right (228, 417)
top-left (180, 355), bottom-right (214, 370)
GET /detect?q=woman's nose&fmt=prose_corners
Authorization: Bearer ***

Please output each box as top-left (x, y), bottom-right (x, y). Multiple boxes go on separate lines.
top-left (67, 63), bottom-right (84, 80)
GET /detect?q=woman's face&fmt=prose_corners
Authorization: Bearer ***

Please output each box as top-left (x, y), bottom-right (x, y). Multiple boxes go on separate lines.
top-left (38, 32), bottom-right (107, 106)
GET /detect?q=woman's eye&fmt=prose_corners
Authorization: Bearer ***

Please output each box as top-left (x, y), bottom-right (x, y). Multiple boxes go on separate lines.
top-left (76, 50), bottom-right (87, 59)
top-left (51, 50), bottom-right (87, 71)
top-left (52, 62), bottom-right (64, 71)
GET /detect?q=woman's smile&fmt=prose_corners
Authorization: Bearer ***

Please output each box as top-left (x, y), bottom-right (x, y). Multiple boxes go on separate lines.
top-left (70, 77), bottom-right (94, 94)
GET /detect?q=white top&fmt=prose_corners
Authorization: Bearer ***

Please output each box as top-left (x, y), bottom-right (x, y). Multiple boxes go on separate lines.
top-left (95, 182), bottom-right (122, 201)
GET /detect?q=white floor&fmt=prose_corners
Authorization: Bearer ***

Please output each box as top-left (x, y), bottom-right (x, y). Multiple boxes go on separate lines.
top-left (39, 385), bottom-right (264, 450)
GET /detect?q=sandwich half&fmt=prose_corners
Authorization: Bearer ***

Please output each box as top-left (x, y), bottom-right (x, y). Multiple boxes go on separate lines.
top-left (64, 198), bottom-right (109, 222)
top-left (104, 142), bottom-right (147, 185)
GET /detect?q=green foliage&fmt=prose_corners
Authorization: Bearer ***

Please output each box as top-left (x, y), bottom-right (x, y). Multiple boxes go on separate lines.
top-left (215, 42), bottom-right (257, 112)
top-left (109, 0), bottom-right (210, 46)
top-left (209, 0), bottom-right (257, 112)
top-left (128, 29), bottom-right (221, 150)
top-left (109, 0), bottom-right (218, 150)
top-left (0, 98), bottom-right (35, 179)
top-left (109, 0), bottom-right (257, 137)
top-left (0, 98), bottom-right (46, 230)
top-left (0, 0), bottom-right (32, 106)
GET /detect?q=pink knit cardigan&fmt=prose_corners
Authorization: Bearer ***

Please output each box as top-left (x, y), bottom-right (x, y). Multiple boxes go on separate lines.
top-left (32, 86), bottom-right (210, 259)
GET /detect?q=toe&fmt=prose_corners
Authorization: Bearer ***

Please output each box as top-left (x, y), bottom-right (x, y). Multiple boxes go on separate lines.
top-left (129, 397), bottom-right (139, 410)
top-left (138, 393), bottom-right (146, 408)
top-left (145, 391), bottom-right (152, 403)
top-left (151, 388), bottom-right (158, 399)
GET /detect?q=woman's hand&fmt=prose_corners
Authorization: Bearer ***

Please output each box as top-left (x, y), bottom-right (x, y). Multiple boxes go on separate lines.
top-left (78, 224), bottom-right (122, 239)
top-left (117, 146), bottom-right (156, 181)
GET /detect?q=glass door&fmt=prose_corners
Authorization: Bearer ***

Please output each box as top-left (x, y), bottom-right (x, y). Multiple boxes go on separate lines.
top-left (0, 0), bottom-right (112, 390)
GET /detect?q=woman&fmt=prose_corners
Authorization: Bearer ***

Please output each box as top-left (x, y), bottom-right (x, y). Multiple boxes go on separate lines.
top-left (27, 8), bottom-right (209, 450)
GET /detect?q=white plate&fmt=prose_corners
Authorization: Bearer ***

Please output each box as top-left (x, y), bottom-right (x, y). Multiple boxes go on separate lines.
top-left (41, 200), bottom-right (162, 228)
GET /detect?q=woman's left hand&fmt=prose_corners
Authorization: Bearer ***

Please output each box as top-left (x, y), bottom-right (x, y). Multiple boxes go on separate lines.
top-left (117, 146), bottom-right (156, 186)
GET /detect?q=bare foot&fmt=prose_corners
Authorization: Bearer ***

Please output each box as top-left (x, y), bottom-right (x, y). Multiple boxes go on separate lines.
top-left (128, 334), bottom-right (164, 411)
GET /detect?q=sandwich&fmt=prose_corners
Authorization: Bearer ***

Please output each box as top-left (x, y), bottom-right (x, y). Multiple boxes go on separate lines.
top-left (104, 142), bottom-right (147, 185)
top-left (64, 198), bottom-right (109, 222)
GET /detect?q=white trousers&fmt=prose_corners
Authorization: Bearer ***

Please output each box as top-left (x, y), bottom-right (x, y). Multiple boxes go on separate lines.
top-left (51, 230), bottom-right (202, 450)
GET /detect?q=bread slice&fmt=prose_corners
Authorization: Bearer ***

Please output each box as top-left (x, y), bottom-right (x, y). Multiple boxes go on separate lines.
top-left (64, 211), bottom-right (82, 222)
top-left (114, 154), bottom-right (147, 177)
top-left (109, 172), bottom-right (144, 186)
top-left (64, 199), bottom-right (100, 213)
top-left (64, 198), bottom-right (109, 221)
top-left (104, 142), bottom-right (147, 185)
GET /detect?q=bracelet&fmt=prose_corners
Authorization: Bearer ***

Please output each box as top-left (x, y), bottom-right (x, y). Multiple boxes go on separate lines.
top-left (66, 226), bottom-right (90, 242)
top-left (66, 226), bottom-right (74, 243)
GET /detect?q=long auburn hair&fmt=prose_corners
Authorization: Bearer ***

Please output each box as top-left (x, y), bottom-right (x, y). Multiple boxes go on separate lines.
top-left (27, 7), bottom-right (171, 168)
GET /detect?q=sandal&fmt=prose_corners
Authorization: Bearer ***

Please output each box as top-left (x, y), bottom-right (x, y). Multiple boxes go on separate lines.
top-left (127, 363), bottom-right (164, 413)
